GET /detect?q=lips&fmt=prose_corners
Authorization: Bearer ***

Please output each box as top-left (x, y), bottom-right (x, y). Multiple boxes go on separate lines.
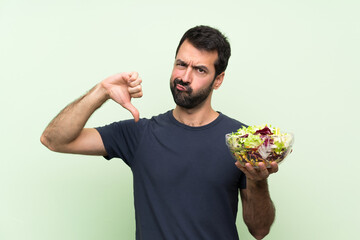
top-left (174, 78), bottom-right (190, 92)
top-left (176, 84), bottom-right (188, 91)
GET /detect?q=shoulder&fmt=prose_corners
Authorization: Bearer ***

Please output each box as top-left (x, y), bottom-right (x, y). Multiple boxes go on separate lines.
top-left (98, 111), bottom-right (172, 131)
top-left (149, 110), bottom-right (172, 122)
top-left (218, 112), bottom-right (248, 131)
top-left (145, 110), bottom-right (175, 129)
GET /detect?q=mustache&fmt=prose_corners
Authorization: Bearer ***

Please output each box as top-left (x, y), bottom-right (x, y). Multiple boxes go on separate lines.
top-left (174, 78), bottom-right (189, 87)
top-left (173, 78), bottom-right (192, 93)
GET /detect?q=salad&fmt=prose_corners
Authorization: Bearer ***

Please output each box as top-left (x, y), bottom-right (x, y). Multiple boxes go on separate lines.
top-left (226, 125), bottom-right (294, 168)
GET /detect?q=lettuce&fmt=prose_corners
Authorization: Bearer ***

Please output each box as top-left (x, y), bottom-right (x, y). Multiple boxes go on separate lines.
top-left (227, 125), bottom-right (292, 155)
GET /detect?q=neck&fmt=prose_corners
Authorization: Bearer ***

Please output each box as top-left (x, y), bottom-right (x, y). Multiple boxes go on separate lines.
top-left (172, 104), bottom-right (219, 127)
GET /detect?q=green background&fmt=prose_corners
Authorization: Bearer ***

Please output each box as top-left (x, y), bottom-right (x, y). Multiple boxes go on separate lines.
top-left (1, 0), bottom-right (359, 239)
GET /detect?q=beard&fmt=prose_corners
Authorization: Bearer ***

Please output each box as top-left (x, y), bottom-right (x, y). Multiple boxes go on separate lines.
top-left (170, 78), bottom-right (215, 109)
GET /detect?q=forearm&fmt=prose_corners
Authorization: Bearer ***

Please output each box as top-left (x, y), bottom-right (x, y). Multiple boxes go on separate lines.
top-left (41, 83), bottom-right (108, 151)
top-left (242, 179), bottom-right (275, 239)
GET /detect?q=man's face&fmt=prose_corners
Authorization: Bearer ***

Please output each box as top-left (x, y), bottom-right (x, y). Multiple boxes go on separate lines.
top-left (170, 40), bottom-right (219, 109)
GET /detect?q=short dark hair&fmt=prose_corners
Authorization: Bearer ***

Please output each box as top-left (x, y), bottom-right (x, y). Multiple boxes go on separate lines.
top-left (175, 25), bottom-right (231, 77)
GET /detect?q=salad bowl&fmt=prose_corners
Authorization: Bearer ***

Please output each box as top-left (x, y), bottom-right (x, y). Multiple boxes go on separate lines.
top-left (226, 125), bottom-right (294, 168)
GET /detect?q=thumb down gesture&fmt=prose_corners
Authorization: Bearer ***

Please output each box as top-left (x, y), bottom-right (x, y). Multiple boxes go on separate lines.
top-left (101, 72), bottom-right (143, 122)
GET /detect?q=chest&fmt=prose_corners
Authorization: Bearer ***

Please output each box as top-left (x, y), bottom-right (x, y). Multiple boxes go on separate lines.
top-left (132, 128), bottom-right (241, 192)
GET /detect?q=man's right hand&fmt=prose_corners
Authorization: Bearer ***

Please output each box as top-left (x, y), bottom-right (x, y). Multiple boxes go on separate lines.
top-left (41, 72), bottom-right (143, 155)
top-left (101, 72), bottom-right (143, 122)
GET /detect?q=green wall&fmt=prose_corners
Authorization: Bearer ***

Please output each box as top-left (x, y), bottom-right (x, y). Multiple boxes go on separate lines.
top-left (1, 0), bottom-right (359, 239)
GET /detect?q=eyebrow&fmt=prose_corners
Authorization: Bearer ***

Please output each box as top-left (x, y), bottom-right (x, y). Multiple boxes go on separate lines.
top-left (175, 59), bottom-right (210, 73)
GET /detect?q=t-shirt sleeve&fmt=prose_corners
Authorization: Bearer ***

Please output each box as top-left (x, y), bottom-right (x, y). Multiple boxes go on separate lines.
top-left (95, 119), bottom-right (146, 166)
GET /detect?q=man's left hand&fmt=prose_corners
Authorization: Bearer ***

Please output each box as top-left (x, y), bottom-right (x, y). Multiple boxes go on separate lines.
top-left (235, 161), bottom-right (278, 181)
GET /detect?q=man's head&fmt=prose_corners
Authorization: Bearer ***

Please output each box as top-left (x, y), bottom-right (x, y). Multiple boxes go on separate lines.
top-left (170, 26), bottom-right (231, 109)
top-left (175, 25), bottom-right (231, 77)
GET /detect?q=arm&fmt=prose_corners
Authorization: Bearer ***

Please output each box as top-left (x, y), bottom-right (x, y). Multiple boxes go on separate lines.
top-left (236, 162), bottom-right (278, 240)
top-left (40, 72), bottom-right (143, 155)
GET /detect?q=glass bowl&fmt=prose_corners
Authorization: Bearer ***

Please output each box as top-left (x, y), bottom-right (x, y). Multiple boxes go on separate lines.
top-left (225, 132), bottom-right (294, 168)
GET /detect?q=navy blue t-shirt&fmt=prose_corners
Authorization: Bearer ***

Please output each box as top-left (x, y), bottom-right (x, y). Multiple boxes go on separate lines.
top-left (96, 110), bottom-right (247, 240)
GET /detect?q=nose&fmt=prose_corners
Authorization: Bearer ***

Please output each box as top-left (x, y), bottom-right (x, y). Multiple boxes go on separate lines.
top-left (181, 66), bottom-right (192, 83)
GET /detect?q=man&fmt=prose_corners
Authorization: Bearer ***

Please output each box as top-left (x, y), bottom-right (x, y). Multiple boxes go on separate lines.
top-left (41, 25), bottom-right (277, 240)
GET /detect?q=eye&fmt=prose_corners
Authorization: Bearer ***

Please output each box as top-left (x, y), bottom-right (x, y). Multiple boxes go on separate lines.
top-left (195, 67), bottom-right (206, 74)
top-left (175, 61), bottom-right (187, 68)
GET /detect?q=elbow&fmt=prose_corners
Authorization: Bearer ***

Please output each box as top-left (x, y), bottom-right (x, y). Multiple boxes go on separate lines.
top-left (246, 217), bottom-right (274, 239)
top-left (40, 133), bottom-right (71, 153)
top-left (40, 133), bottom-right (56, 152)
top-left (249, 228), bottom-right (270, 240)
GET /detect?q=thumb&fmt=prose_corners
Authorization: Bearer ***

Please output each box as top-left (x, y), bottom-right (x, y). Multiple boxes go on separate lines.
top-left (122, 102), bottom-right (140, 122)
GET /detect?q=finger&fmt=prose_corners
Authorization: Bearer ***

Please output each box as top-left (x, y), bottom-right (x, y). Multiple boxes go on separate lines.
top-left (128, 77), bottom-right (142, 88)
top-left (258, 162), bottom-right (270, 178)
top-left (268, 162), bottom-right (279, 174)
top-left (238, 163), bottom-right (257, 180)
top-left (131, 91), bottom-right (143, 98)
top-left (235, 161), bottom-right (245, 170)
top-left (128, 84), bottom-right (142, 95)
top-left (121, 72), bottom-right (132, 82)
top-left (245, 162), bottom-right (258, 176)
top-left (235, 161), bottom-right (251, 175)
top-left (129, 72), bottom-right (139, 82)
top-left (238, 164), bottom-right (251, 175)
top-left (123, 102), bottom-right (140, 122)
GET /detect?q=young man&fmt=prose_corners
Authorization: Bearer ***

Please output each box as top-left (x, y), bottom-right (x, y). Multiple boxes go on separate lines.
top-left (41, 26), bottom-right (278, 240)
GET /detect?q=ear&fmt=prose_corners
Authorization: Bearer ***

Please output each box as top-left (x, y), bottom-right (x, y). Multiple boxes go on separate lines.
top-left (213, 72), bottom-right (225, 90)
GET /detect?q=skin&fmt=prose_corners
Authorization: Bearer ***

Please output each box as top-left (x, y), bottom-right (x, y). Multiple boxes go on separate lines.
top-left (40, 72), bottom-right (143, 155)
top-left (41, 40), bottom-right (276, 240)
top-left (170, 40), bottom-right (224, 126)
top-left (171, 40), bottom-right (277, 239)
top-left (237, 162), bottom-right (278, 239)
